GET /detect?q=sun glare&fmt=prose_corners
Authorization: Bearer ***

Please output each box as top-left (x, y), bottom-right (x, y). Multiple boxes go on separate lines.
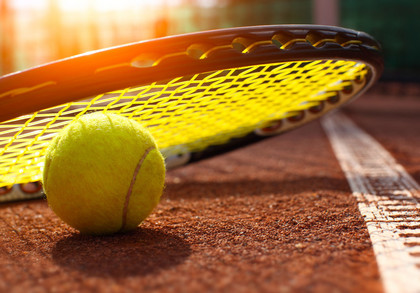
top-left (12, 0), bottom-right (183, 11)
top-left (59, 0), bottom-right (174, 11)
top-left (5, 0), bottom-right (218, 73)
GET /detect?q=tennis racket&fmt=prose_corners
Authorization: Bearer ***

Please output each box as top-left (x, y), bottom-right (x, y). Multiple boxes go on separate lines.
top-left (0, 25), bottom-right (383, 203)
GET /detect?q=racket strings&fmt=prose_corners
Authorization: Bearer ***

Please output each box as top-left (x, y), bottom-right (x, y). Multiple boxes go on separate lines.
top-left (0, 59), bottom-right (369, 187)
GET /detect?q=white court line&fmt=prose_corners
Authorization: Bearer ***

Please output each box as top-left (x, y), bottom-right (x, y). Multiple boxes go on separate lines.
top-left (322, 112), bottom-right (420, 293)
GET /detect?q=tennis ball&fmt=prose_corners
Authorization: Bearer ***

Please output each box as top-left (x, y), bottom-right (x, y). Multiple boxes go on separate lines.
top-left (42, 112), bottom-right (165, 235)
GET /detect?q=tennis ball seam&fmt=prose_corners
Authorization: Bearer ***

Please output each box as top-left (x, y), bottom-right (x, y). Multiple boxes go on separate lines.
top-left (120, 146), bottom-right (155, 232)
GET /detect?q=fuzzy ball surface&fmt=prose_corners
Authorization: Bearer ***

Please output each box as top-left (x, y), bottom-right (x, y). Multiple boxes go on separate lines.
top-left (42, 113), bottom-right (165, 235)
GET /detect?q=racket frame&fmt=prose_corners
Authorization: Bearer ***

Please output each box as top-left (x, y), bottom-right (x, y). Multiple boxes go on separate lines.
top-left (0, 25), bottom-right (383, 123)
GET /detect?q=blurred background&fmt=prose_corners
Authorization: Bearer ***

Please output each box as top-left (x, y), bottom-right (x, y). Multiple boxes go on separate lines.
top-left (1, 0), bottom-right (419, 81)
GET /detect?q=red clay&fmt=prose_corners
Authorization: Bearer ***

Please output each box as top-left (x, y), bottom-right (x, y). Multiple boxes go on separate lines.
top-left (2, 86), bottom-right (419, 292)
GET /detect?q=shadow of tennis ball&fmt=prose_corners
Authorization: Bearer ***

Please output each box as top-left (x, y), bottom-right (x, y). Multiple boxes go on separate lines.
top-left (52, 228), bottom-right (191, 278)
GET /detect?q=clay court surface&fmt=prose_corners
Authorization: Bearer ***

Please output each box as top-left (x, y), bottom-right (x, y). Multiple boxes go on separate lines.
top-left (1, 84), bottom-right (419, 293)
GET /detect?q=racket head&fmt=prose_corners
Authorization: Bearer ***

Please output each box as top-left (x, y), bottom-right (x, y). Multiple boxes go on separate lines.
top-left (0, 25), bottom-right (383, 200)
top-left (0, 25), bottom-right (382, 122)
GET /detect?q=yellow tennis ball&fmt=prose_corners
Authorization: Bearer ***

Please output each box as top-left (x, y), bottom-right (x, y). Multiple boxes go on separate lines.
top-left (42, 112), bottom-right (165, 235)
